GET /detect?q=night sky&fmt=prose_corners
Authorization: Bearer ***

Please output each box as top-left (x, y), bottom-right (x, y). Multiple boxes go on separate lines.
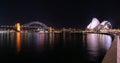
top-left (0, 0), bottom-right (120, 29)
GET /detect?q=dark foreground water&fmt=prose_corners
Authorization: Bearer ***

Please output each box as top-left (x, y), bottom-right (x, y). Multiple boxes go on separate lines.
top-left (0, 32), bottom-right (112, 63)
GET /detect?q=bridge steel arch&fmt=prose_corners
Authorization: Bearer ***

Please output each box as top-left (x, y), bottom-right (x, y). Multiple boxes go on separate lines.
top-left (22, 21), bottom-right (49, 30)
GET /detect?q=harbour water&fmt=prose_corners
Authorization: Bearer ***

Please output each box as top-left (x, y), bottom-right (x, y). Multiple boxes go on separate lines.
top-left (0, 32), bottom-right (112, 63)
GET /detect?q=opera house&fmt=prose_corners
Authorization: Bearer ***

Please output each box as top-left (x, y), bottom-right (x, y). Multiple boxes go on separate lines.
top-left (86, 18), bottom-right (112, 31)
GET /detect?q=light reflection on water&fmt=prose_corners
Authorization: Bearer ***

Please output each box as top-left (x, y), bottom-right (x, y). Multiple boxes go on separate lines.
top-left (85, 33), bottom-right (112, 62)
top-left (36, 33), bottom-right (45, 50)
top-left (0, 32), bottom-right (113, 63)
top-left (16, 32), bottom-right (21, 53)
top-left (49, 33), bottom-right (54, 48)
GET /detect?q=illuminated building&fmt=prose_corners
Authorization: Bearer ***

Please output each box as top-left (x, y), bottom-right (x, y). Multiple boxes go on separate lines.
top-left (86, 18), bottom-right (112, 31)
top-left (87, 18), bottom-right (100, 29)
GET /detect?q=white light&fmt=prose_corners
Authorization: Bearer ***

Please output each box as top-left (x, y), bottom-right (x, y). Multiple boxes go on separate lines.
top-left (87, 18), bottom-right (100, 29)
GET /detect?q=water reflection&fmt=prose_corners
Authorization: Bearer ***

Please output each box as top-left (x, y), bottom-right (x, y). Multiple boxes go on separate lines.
top-left (0, 32), bottom-right (114, 63)
top-left (36, 33), bottom-right (45, 50)
top-left (49, 33), bottom-right (54, 48)
top-left (0, 33), bottom-right (4, 46)
top-left (0, 32), bottom-right (15, 47)
top-left (86, 33), bottom-right (112, 61)
top-left (16, 32), bottom-right (21, 53)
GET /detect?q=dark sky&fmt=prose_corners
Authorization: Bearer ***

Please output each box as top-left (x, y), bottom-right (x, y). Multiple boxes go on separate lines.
top-left (0, 0), bottom-right (120, 29)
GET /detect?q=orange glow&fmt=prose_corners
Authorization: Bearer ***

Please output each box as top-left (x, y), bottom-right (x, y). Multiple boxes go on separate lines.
top-left (16, 32), bottom-right (21, 53)
top-left (49, 27), bottom-right (52, 32)
top-left (16, 23), bottom-right (21, 32)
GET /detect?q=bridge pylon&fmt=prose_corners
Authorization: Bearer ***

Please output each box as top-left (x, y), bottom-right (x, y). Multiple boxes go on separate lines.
top-left (15, 23), bottom-right (21, 32)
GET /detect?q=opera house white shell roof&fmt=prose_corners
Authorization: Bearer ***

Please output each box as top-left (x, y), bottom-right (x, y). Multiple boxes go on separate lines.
top-left (87, 18), bottom-right (100, 29)
top-left (86, 18), bottom-right (112, 30)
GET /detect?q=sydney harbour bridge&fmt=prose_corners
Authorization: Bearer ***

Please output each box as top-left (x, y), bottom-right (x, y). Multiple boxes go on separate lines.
top-left (0, 21), bottom-right (52, 32)
top-left (0, 21), bottom-right (83, 33)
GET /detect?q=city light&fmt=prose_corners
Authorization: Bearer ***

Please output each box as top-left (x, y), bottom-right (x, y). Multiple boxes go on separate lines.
top-left (16, 23), bottom-right (21, 32)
